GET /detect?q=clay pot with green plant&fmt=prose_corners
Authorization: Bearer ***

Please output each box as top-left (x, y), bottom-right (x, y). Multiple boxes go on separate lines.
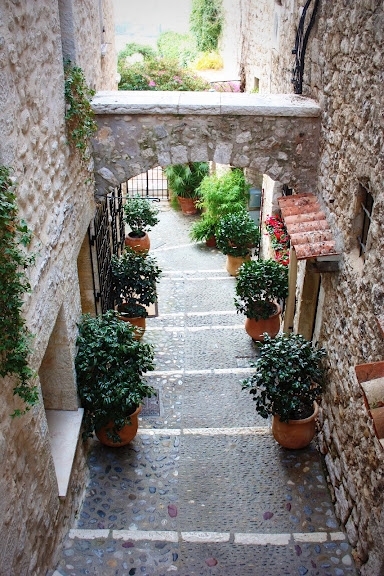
top-left (215, 210), bottom-right (260, 276)
top-left (164, 162), bottom-right (209, 214)
top-left (234, 258), bottom-right (288, 339)
top-left (123, 196), bottom-right (159, 254)
top-left (111, 248), bottom-right (162, 338)
top-left (75, 311), bottom-right (155, 446)
top-left (242, 333), bottom-right (326, 449)
top-left (190, 168), bottom-right (250, 244)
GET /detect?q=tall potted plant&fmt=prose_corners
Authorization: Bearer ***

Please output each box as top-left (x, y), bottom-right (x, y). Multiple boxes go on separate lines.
top-left (75, 311), bottom-right (155, 446)
top-left (234, 258), bottom-right (288, 340)
top-left (123, 196), bottom-right (159, 254)
top-left (164, 162), bottom-right (209, 214)
top-left (242, 333), bottom-right (326, 449)
top-left (215, 210), bottom-right (260, 276)
top-left (111, 248), bottom-right (162, 338)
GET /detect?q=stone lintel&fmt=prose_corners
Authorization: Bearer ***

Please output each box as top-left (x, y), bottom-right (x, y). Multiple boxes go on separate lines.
top-left (91, 91), bottom-right (321, 118)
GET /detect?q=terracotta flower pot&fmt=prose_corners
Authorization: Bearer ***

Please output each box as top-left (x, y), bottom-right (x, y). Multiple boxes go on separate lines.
top-left (226, 254), bottom-right (250, 277)
top-left (206, 235), bottom-right (216, 248)
top-left (271, 402), bottom-right (319, 449)
top-left (177, 196), bottom-right (198, 215)
top-left (244, 303), bottom-right (281, 341)
top-left (125, 232), bottom-right (150, 254)
top-left (96, 405), bottom-right (142, 447)
top-left (117, 313), bottom-right (146, 340)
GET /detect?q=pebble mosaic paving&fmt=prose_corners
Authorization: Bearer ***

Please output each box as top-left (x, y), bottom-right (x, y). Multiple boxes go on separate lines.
top-left (51, 204), bottom-right (359, 576)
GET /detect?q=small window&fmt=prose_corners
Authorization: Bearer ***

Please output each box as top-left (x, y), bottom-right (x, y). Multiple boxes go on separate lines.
top-left (357, 182), bottom-right (374, 258)
top-left (253, 77), bottom-right (260, 93)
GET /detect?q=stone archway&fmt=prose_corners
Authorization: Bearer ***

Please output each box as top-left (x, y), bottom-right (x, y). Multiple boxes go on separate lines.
top-left (90, 91), bottom-right (321, 198)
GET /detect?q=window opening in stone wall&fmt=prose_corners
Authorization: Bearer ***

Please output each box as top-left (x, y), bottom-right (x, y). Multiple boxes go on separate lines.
top-left (253, 77), bottom-right (260, 93)
top-left (357, 182), bottom-right (374, 259)
top-left (282, 184), bottom-right (293, 196)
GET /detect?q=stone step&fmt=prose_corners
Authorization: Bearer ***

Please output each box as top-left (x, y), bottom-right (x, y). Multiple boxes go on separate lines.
top-left (53, 529), bottom-right (355, 576)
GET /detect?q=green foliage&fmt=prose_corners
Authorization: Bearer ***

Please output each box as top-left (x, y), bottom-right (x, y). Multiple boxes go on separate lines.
top-left (117, 43), bottom-right (156, 71)
top-left (64, 61), bottom-right (97, 166)
top-left (190, 0), bottom-right (223, 52)
top-left (234, 259), bottom-right (289, 320)
top-left (0, 166), bottom-right (38, 415)
top-left (75, 311), bottom-right (155, 441)
top-left (215, 210), bottom-right (260, 257)
top-left (111, 248), bottom-right (162, 317)
top-left (123, 196), bottom-right (159, 237)
top-left (118, 57), bottom-right (210, 91)
top-left (157, 32), bottom-right (198, 67)
top-left (165, 162), bottom-right (209, 199)
top-left (242, 333), bottom-right (326, 422)
top-left (193, 51), bottom-right (223, 70)
top-left (191, 168), bottom-right (250, 243)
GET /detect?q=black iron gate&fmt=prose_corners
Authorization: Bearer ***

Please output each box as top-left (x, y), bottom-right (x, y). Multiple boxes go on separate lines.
top-left (126, 167), bottom-right (168, 200)
top-left (89, 185), bottom-right (125, 314)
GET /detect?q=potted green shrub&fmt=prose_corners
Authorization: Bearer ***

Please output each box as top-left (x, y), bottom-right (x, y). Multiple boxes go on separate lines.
top-left (123, 196), bottom-right (159, 253)
top-left (234, 258), bottom-right (288, 339)
top-left (242, 333), bottom-right (326, 449)
top-left (75, 311), bottom-right (155, 446)
top-left (111, 247), bottom-right (162, 338)
top-left (164, 162), bottom-right (209, 214)
top-left (215, 210), bottom-right (260, 276)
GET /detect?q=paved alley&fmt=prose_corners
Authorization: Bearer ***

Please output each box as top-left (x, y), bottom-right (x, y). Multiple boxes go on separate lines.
top-left (52, 203), bottom-right (359, 576)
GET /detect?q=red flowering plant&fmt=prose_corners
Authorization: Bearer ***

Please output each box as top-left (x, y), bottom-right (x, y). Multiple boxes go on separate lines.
top-left (264, 214), bottom-right (290, 266)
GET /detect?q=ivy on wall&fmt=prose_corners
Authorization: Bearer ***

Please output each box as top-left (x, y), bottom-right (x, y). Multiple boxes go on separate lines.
top-left (0, 166), bottom-right (38, 416)
top-left (64, 61), bottom-right (97, 166)
top-left (190, 0), bottom-right (223, 52)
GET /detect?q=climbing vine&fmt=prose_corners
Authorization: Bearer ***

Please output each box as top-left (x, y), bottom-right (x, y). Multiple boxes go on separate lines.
top-left (64, 61), bottom-right (97, 166)
top-left (190, 0), bottom-right (223, 52)
top-left (0, 166), bottom-right (38, 415)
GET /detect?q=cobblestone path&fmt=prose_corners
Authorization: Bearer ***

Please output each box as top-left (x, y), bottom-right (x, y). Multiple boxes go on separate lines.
top-left (52, 204), bottom-right (359, 576)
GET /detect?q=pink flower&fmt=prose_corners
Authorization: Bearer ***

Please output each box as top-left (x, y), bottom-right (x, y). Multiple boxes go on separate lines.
top-left (148, 80), bottom-right (156, 87)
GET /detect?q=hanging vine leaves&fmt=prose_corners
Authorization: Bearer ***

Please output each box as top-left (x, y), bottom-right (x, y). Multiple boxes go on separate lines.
top-left (190, 0), bottom-right (223, 52)
top-left (0, 166), bottom-right (38, 415)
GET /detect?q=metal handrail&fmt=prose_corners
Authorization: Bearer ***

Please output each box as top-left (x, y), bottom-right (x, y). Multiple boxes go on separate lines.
top-left (291, 0), bottom-right (320, 94)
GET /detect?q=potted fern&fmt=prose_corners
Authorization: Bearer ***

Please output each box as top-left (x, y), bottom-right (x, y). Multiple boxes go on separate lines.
top-left (111, 248), bottom-right (162, 338)
top-left (75, 311), bottom-right (155, 446)
top-left (123, 196), bottom-right (159, 253)
top-left (164, 162), bottom-right (209, 214)
top-left (242, 333), bottom-right (326, 448)
top-left (234, 258), bottom-right (288, 340)
top-left (215, 210), bottom-right (260, 276)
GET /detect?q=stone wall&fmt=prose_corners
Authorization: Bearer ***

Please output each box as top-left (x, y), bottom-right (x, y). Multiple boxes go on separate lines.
top-left (0, 1), bottom-right (115, 574)
top-left (240, 1), bottom-right (384, 573)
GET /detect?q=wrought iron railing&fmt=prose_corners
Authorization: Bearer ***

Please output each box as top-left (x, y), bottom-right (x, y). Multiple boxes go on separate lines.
top-left (291, 0), bottom-right (320, 94)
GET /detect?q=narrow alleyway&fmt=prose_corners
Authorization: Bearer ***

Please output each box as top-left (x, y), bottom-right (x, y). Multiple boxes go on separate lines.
top-left (52, 204), bottom-right (358, 576)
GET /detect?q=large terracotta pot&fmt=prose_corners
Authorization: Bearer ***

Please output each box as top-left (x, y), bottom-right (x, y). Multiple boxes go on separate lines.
top-left (177, 196), bottom-right (198, 215)
top-left (117, 312), bottom-right (146, 340)
top-left (226, 254), bottom-right (250, 277)
top-left (96, 405), bottom-right (142, 447)
top-left (244, 303), bottom-right (281, 341)
top-left (125, 232), bottom-right (150, 254)
top-left (272, 402), bottom-right (319, 449)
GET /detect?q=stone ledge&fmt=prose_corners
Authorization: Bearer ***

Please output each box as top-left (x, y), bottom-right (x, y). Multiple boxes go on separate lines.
top-left (91, 91), bottom-right (322, 118)
top-left (46, 409), bottom-right (84, 498)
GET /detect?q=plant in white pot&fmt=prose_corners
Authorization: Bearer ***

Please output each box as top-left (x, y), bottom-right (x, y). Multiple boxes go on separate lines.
top-left (75, 311), bottom-right (155, 446)
top-left (123, 196), bottom-right (159, 254)
top-left (234, 258), bottom-right (288, 340)
top-left (242, 333), bottom-right (326, 449)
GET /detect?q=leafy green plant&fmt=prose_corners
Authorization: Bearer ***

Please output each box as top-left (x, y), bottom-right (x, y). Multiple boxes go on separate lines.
top-left (118, 57), bottom-right (210, 91)
top-left (111, 248), bottom-right (162, 318)
top-left (189, 214), bottom-right (217, 242)
top-left (157, 32), bottom-right (198, 67)
top-left (165, 162), bottom-right (209, 199)
top-left (123, 196), bottom-right (159, 237)
top-left (190, 0), bottom-right (223, 52)
top-left (216, 210), bottom-right (260, 257)
top-left (242, 333), bottom-right (326, 422)
top-left (64, 61), bottom-right (97, 165)
top-left (0, 166), bottom-right (38, 415)
top-left (75, 311), bottom-right (155, 441)
top-left (117, 43), bottom-right (157, 71)
top-left (234, 259), bottom-right (289, 320)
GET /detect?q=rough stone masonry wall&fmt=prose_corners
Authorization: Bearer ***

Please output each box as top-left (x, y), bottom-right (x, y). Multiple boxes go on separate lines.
top-left (241, 1), bottom-right (384, 573)
top-left (0, 1), bottom-right (115, 574)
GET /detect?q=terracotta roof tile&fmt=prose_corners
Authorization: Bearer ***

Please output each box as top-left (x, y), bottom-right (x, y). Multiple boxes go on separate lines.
top-left (277, 193), bottom-right (340, 261)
